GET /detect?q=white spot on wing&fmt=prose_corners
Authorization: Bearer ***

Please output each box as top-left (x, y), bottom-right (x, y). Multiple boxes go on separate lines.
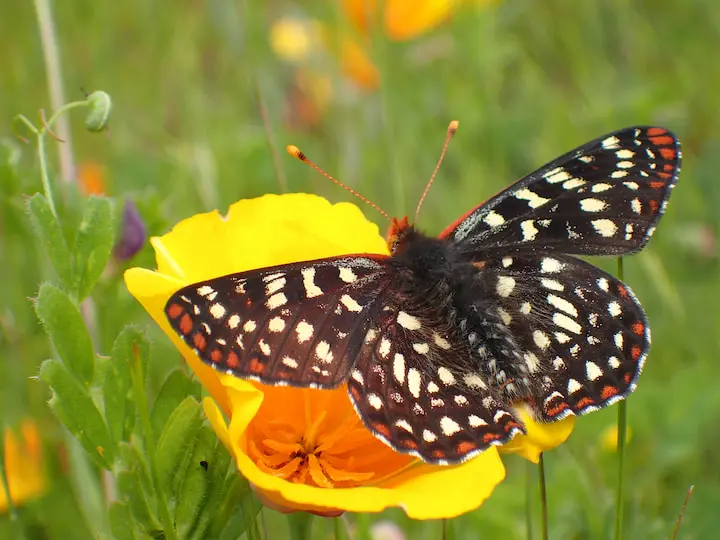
top-left (197, 285), bottom-right (215, 297)
top-left (267, 292), bottom-right (287, 309)
top-left (496, 276), bottom-right (516, 297)
top-left (631, 197), bottom-right (642, 214)
top-left (412, 343), bottom-right (430, 354)
top-left (268, 316), bottom-right (286, 333)
top-left (586, 361), bottom-right (603, 381)
top-left (282, 356), bottom-right (298, 369)
top-left (484, 210), bottom-right (505, 226)
top-left (433, 333), bottom-right (452, 349)
top-left (533, 330), bottom-right (551, 350)
top-left (338, 266), bottom-right (357, 283)
top-left (315, 341), bottom-right (333, 363)
top-left (243, 320), bottom-right (256, 332)
top-left (440, 416), bottom-right (462, 436)
top-left (601, 135), bottom-right (620, 149)
top-left (209, 303), bottom-right (226, 319)
top-left (463, 373), bottom-right (487, 390)
top-left (591, 219), bottom-right (618, 237)
top-left (437, 367), bottom-right (456, 385)
top-left (541, 257), bottom-right (564, 273)
top-left (541, 278), bottom-right (564, 291)
top-left (515, 188), bottom-right (551, 208)
top-left (521, 220), bottom-right (539, 241)
top-left (397, 311), bottom-right (422, 330)
top-left (301, 268), bottom-right (322, 298)
top-left (367, 393), bottom-right (383, 410)
top-left (580, 198), bottom-right (608, 212)
top-left (407, 368), bottom-right (422, 399)
top-left (553, 312), bottom-right (582, 334)
top-left (393, 353), bottom-right (405, 384)
top-left (265, 277), bottom-right (286, 295)
top-left (608, 301), bottom-right (622, 317)
top-left (340, 294), bottom-right (362, 312)
top-left (568, 378), bottom-right (583, 393)
top-left (295, 320), bottom-right (314, 343)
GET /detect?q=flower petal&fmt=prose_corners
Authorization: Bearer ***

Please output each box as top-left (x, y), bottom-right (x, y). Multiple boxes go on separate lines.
top-left (499, 406), bottom-right (575, 463)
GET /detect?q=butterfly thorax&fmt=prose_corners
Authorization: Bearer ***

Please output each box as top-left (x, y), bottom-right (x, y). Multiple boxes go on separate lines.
top-left (388, 225), bottom-right (534, 398)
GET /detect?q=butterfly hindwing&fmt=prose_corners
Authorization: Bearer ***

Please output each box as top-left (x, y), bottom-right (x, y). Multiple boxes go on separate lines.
top-left (165, 256), bottom-right (392, 388)
top-left (345, 290), bottom-right (525, 464)
top-left (443, 126), bottom-right (680, 256)
top-left (476, 252), bottom-right (649, 421)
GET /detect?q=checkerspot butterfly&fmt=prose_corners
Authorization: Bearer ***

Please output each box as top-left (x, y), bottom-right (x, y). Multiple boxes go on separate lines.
top-left (165, 126), bottom-right (680, 464)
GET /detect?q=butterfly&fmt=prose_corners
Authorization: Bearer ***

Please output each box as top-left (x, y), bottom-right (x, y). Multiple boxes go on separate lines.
top-left (165, 126), bottom-right (680, 465)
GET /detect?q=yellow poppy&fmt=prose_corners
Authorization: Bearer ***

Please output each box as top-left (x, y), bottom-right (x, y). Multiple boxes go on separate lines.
top-left (1, 420), bottom-right (46, 512)
top-left (125, 193), bottom-right (572, 518)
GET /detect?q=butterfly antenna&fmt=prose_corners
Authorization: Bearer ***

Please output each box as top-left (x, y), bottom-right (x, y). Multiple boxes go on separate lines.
top-left (286, 145), bottom-right (391, 220)
top-left (414, 120), bottom-right (459, 223)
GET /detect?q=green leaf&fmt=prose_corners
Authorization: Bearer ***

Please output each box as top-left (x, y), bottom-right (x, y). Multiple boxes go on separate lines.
top-left (151, 368), bottom-right (201, 436)
top-left (40, 358), bottom-right (114, 468)
top-left (26, 193), bottom-right (73, 289)
top-left (188, 439), bottom-right (233, 540)
top-left (175, 425), bottom-right (217, 539)
top-left (116, 443), bottom-right (159, 533)
top-left (109, 502), bottom-right (140, 540)
top-left (72, 195), bottom-right (116, 300)
top-left (215, 479), bottom-right (262, 540)
top-left (155, 397), bottom-right (204, 510)
top-left (35, 282), bottom-right (94, 385)
top-left (105, 327), bottom-right (150, 444)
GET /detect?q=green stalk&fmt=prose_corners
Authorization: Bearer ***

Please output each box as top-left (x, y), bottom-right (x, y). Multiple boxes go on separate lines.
top-left (538, 453), bottom-right (549, 540)
top-left (526, 460), bottom-right (534, 540)
top-left (614, 256), bottom-right (627, 540)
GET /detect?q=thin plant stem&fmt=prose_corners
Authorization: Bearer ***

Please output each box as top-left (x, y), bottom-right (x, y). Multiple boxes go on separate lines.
top-left (614, 256), bottom-right (627, 540)
top-left (130, 346), bottom-right (178, 540)
top-left (526, 460), bottom-right (534, 540)
top-left (538, 453), bottom-right (549, 540)
top-left (33, 0), bottom-right (75, 184)
top-left (255, 80), bottom-right (287, 193)
top-left (670, 485), bottom-right (695, 540)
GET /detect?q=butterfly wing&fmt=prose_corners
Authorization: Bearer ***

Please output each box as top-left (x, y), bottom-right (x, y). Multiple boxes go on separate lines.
top-left (345, 285), bottom-right (525, 465)
top-left (442, 127), bottom-right (680, 256)
top-left (474, 252), bottom-right (649, 421)
top-left (165, 255), bottom-right (393, 388)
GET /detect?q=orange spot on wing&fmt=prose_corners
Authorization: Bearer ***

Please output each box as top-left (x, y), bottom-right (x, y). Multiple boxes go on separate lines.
top-left (659, 147), bottom-right (677, 160)
top-left (647, 127), bottom-right (667, 136)
top-left (349, 385), bottom-right (362, 402)
top-left (402, 439), bottom-right (418, 450)
top-left (167, 303), bottom-right (184, 319)
top-left (455, 441), bottom-right (477, 455)
top-left (601, 385), bottom-right (619, 400)
top-left (649, 200), bottom-right (660, 212)
top-left (226, 351), bottom-right (240, 369)
top-left (631, 345), bottom-right (642, 360)
top-left (193, 332), bottom-right (207, 351)
top-left (649, 181), bottom-right (666, 189)
top-left (432, 449), bottom-right (447, 459)
top-left (482, 432), bottom-right (503, 444)
top-left (372, 422), bottom-right (391, 439)
top-left (656, 171), bottom-right (672, 180)
top-left (649, 135), bottom-right (674, 146)
top-left (249, 355), bottom-right (265, 374)
top-left (210, 349), bottom-right (222, 363)
top-left (575, 397), bottom-right (595, 409)
top-left (472, 261), bottom-right (487, 270)
top-left (624, 372), bottom-right (632, 384)
top-left (546, 401), bottom-right (569, 417)
top-left (663, 163), bottom-right (674, 172)
top-left (632, 322), bottom-right (645, 335)
top-left (617, 284), bottom-right (628, 297)
top-left (179, 314), bottom-right (193, 335)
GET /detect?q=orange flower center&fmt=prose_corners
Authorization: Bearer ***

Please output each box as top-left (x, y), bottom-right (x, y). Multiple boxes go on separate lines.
top-left (245, 386), bottom-right (415, 488)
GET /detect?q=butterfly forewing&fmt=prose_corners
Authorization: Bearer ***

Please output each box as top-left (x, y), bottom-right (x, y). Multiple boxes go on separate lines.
top-left (445, 127), bottom-right (680, 256)
top-left (165, 256), bottom-right (392, 388)
top-left (478, 253), bottom-right (649, 421)
top-left (346, 299), bottom-right (525, 464)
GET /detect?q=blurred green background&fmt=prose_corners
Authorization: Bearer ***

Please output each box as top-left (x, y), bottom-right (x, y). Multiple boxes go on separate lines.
top-left (1, 0), bottom-right (719, 538)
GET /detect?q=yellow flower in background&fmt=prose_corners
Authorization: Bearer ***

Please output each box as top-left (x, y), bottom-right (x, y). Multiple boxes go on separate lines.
top-left (270, 1), bottom-right (496, 96)
top-left (125, 194), bottom-right (510, 518)
top-left (600, 423), bottom-right (632, 452)
top-left (1, 420), bottom-right (46, 512)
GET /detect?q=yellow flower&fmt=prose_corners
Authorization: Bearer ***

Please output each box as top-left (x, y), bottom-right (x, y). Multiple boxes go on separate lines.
top-left (125, 193), bottom-right (572, 518)
top-left (600, 424), bottom-right (632, 452)
top-left (1, 420), bottom-right (46, 512)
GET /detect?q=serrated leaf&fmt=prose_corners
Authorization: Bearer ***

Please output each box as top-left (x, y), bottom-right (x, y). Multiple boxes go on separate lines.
top-left (151, 369), bottom-right (201, 435)
top-left (40, 359), bottom-right (113, 468)
top-left (106, 327), bottom-right (149, 444)
top-left (155, 397), bottom-right (204, 510)
top-left (35, 282), bottom-right (95, 385)
top-left (175, 425), bottom-right (217, 538)
top-left (72, 195), bottom-right (116, 300)
top-left (26, 193), bottom-right (73, 289)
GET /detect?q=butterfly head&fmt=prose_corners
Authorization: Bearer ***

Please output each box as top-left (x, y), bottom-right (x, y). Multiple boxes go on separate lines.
top-left (386, 216), bottom-right (415, 254)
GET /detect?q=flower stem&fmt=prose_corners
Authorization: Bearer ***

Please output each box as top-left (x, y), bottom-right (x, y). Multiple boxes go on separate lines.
top-left (538, 453), bottom-right (549, 540)
top-left (130, 346), bottom-right (178, 540)
top-left (33, 0), bottom-right (75, 184)
top-left (287, 512), bottom-right (314, 540)
top-left (526, 460), bottom-right (534, 540)
top-left (614, 256), bottom-right (626, 540)
top-left (670, 485), bottom-right (695, 540)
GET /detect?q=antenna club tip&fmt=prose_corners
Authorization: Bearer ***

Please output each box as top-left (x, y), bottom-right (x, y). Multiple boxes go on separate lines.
top-left (448, 120), bottom-right (459, 135)
top-left (286, 144), bottom-right (306, 161)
